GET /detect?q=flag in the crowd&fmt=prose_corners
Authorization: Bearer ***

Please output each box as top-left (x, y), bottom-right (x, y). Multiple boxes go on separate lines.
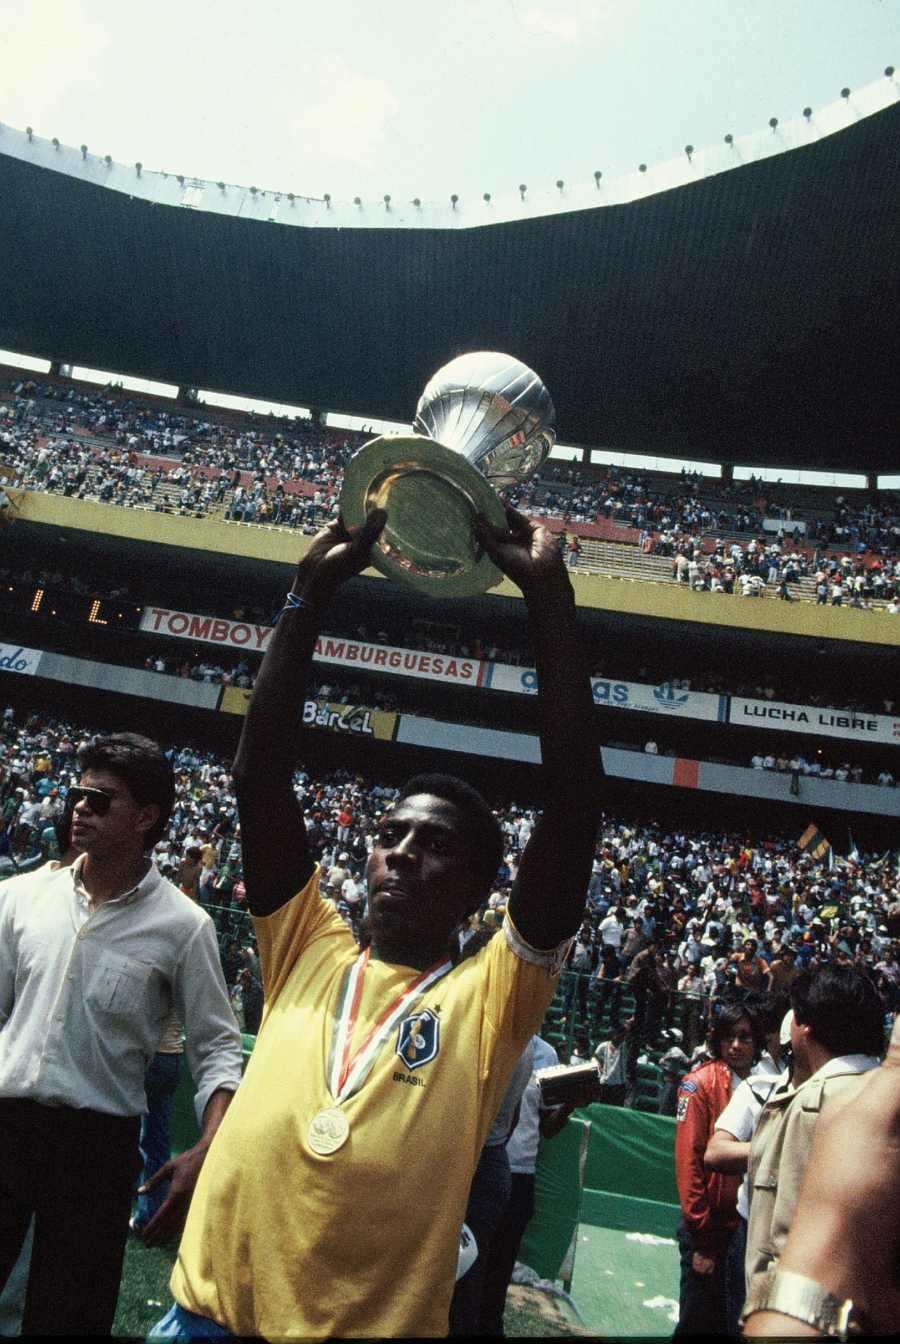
top-left (847, 830), bottom-right (860, 863)
top-left (797, 822), bottom-right (831, 863)
top-left (869, 851), bottom-right (891, 872)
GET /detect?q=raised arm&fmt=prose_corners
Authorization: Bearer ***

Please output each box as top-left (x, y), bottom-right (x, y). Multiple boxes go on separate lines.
top-left (232, 511), bottom-right (385, 916)
top-left (475, 508), bottom-right (598, 950)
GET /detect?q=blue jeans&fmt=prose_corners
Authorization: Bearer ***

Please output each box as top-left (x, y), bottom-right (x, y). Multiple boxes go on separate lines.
top-left (449, 1143), bottom-right (512, 1336)
top-left (674, 1219), bottom-right (741, 1337)
top-left (148, 1302), bottom-right (235, 1340)
top-left (725, 1215), bottom-right (747, 1334)
top-left (133, 1051), bottom-right (183, 1231)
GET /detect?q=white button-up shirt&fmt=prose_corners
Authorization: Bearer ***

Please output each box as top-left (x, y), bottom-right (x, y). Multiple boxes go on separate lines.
top-left (0, 857), bottom-right (243, 1120)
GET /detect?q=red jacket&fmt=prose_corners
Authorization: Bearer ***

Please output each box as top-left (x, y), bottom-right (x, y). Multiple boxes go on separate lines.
top-left (674, 1059), bottom-right (741, 1252)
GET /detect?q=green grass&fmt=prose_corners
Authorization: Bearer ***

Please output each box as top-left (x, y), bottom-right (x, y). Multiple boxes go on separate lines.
top-left (113, 1237), bottom-right (177, 1339)
top-left (503, 1285), bottom-right (589, 1337)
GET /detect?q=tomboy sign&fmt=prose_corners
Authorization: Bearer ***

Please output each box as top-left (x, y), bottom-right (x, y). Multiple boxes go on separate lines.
top-left (141, 607), bottom-right (483, 687)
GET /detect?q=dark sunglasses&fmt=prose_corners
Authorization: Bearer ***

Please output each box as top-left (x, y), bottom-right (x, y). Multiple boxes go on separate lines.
top-left (67, 786), bottom-right (115, 816)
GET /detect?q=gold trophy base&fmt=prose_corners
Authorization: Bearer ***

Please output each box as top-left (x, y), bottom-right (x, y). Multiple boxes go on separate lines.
top-left (340, 435), bottom-right (507, 598)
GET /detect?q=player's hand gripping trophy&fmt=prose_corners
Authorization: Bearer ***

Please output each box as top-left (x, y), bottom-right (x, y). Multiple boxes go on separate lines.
top-left (339, 351), bottom-right (556, 597)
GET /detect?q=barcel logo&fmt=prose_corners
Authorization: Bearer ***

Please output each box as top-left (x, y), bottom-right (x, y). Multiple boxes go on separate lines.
top-left (302, 701), bottom-right (375, 735)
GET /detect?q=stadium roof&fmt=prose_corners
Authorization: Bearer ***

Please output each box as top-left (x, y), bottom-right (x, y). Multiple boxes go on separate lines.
top-left (1, 79), bottom-right (898, 471)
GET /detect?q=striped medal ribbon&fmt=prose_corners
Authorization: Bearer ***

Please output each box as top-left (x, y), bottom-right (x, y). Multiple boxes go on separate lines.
top-left (307, 948), bottom-right (452, 1156)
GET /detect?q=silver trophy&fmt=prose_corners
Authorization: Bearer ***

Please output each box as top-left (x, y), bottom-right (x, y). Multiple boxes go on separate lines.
top-left (340, 351), bottom-right (556, 597)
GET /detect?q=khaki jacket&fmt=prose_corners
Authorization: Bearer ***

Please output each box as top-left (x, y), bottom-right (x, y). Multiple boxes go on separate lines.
top-left (745, 1055), bottom-right (878, 1294)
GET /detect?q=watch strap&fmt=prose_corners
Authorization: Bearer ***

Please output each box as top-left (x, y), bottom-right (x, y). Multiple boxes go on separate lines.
top-left (743, 1267), bottom-right (864, 1339)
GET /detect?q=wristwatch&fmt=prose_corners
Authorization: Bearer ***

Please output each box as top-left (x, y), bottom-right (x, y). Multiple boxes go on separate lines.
top-left (743, 1268), bottom-right (868, 1338)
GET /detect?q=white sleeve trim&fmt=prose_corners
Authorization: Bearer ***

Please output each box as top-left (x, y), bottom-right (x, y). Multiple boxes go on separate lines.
top-left (502, 913), bottom-right (574, 975)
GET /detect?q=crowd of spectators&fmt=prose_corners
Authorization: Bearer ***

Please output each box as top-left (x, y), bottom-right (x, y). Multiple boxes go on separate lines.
top-left (4, 377), bottom-right (898, 604)
top-left (0, 376), bottom-right (359, 519)
top-left (665, 534), bottom-right (899, 607)
top-left (506, 463), bottom-right (765, 535)
top-left (2, 708), bottom-right (897, 1074)
top-left (749, 750), bottom-right (896, 786)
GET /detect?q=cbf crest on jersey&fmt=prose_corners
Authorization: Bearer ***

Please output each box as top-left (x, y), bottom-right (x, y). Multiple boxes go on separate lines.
top-left (396, 1008), bottom-right (440, 1071)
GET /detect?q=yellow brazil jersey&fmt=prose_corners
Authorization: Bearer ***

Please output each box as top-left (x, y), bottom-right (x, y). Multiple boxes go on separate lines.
top-left (171, 867), bottom-right (563, 1339)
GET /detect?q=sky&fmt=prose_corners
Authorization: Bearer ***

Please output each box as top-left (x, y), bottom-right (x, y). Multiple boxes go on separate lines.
top-left (2, 0), bottom-right (897, 483)
top-left (2, 0), bottom-right (896, 202)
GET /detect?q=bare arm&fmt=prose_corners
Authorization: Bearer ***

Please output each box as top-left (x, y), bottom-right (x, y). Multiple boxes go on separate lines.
top-left (477, 508), bottom-right (598, 949)
top-left (704, 1127), bottom-right (750, 1174)
top-left (233, 511), bottom-right (385, 916)
top-left (140, 1086), bottom-right (233, 1246)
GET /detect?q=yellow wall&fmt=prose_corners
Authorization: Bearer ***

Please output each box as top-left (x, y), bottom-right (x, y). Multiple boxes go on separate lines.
top-left (18, 492), bottom-right (899, 648)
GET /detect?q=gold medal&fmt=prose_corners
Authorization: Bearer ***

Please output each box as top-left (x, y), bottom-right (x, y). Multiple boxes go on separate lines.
top-left (308, 1106), bottom-right (350, 1155)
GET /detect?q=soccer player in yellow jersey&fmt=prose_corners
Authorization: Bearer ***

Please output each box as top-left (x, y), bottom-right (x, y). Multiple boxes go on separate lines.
top-left (159, 505), bottom-right (599, 1339)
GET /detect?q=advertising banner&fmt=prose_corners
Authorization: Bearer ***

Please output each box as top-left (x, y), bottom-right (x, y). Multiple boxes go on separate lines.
top-left (142, 608), bottom-right (275, 651)
top-left (220, 687), bottom-right (397, 740)
top-left (484, 663), bottom-right (726, 721)
top-left (142, 608), bottom-right (482, 687)
top-left (0, 643), bottom-right (41, 676)
top-left (729, 696), bottom-right (900, 746)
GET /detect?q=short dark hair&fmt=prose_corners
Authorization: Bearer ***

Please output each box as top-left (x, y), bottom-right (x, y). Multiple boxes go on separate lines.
top-left (743, 989), bottom-right (790, 1038)
top-left (791, 966), bottom-right (884, 1058)
top-left (77, 733), bottom-right (175, 850)
top-left (396, 772), bottom-right (503, 903)
top-left (710, 999), bottom-right (763, 1058)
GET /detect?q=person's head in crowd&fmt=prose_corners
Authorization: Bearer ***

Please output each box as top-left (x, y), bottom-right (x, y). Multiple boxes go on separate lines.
top-left (790, 966), bottom-right (885, 1073)
top-left (52, 791), bottom-right (79, 866)
top-left (573, 1027), bottom-right (591, 1056)
top-left (744, 989), bottom-right (790, 1066)
top-left (610, 1019), bottom-right (633, 1046)
top-left (709, 999), bottom-right (761, 1078)
top-left (73, 732), bottom-right (175, 858)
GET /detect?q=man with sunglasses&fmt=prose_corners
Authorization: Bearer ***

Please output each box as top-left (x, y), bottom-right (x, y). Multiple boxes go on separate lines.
top-left (0, 732), bottom-right (243, 1336)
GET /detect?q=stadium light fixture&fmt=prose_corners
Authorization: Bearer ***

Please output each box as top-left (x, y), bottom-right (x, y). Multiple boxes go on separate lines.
top-left (354, 196), bottom-right (362, 207)
top-left (249, 186), bottom-right (257, 195)
top-left (769, 117), bottom-right (778, 130)
top-left (26, 127), bottom-right (33, 141)
top-left (104, 155), bottom-right (112, 167)
top-left (483, 191), bottom-right (491, 202)
top-left (450, 193), bottom-right (458, 208)
top-left (803, 107), bottom-right (813, 119)
top-left (684, 144), bottom-right (693, 161)
top-left (383, 193), bottom-right (391, 208)
top-left (724, 133), bottom-right (734, 145)
top-left (135, 162), bottom-right (142, 176)
top-left (556, 179), bottom-right (564, 191)
top-left (52, 137), bottom-right (60, 149)
top-left (518, 183), bottom-right (527, 199)
top-left (413, 197), bottom-right (421, 207)
top-left (841, 87), bottom-right (850, 99)
top-left (886, 66), bottom-right (895, 78)
top-left (638, 163), bottom-right (647, 172)
top-left (80, 144), bottom-right (88, 158)
top-left (287, 192), bottom-right (294, 203)
top-left (324, 193), bottom-right (331, 207)
top-left (217, 181), bottom-right (225, 191)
